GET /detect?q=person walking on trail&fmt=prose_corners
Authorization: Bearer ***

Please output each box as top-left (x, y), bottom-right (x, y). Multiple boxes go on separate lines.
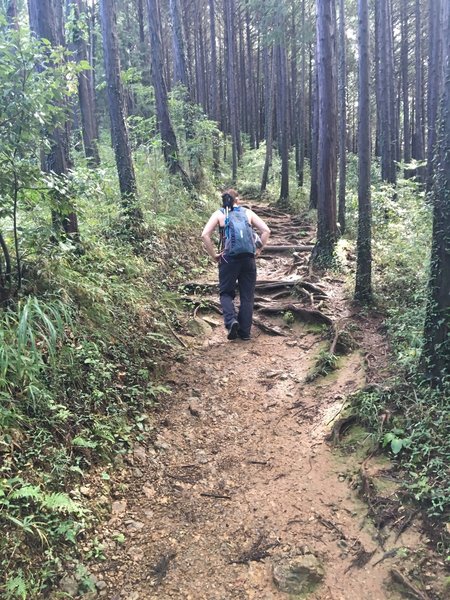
top-left (201, 189), bottom-right (271, 341)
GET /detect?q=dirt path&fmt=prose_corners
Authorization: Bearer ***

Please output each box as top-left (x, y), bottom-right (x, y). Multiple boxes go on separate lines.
top-left (87, 205), bottom-right (437, 600)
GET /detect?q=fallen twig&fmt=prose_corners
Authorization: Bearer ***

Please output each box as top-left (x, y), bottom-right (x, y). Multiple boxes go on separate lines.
top-left (200, 492), bottom-right (232, 500)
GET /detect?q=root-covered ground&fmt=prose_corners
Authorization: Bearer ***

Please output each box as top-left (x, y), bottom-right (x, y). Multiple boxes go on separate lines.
top-left (81, 205), bottom-right (446, 600)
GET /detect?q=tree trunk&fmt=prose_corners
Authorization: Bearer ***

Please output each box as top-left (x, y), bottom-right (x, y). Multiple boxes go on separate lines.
top-left (71, 0), bottom-right (100, 166)
top-left (277, 42), bottom-right (289, 208)
top-left (426, 0), bottom-right (443, 191)
top-left (6, 0), bottom-right (19, 28)
top-left (421, 1), bottom-right (450, 382)
top-left (337, 0), bottom-right (347, 234)
top-left (28, 0), bottom-right (79, 238)
top-left (261, 46), bottom-right (275, 194)
top-left (147, 0), bottom-right (191, 186)
top-left (376, 0), bottom-right (396, 184)
top-left (169, 0), bottom-right (189, 89)
top-left (309, 43), bottom-right (319, 209)
top-left (400, 0), bottom-right (411, 170)
top-left (99, 0), bottom-right (142, 222)
top-left (208, 0), bottom-right (220, 173)
top-left (355, 0), bottom-right (372, 302)
top-left (412, 0), bottom-right (425, 178)
top-left (311, 0), bottom-right (338, 266)
top-left (223, 0), bottom-right (240, 182)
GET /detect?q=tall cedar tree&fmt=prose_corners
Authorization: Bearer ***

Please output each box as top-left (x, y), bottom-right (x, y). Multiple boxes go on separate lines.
top-left (147, 0), bottom-right (191, 187)
top-left (28, 0), bottom-right (79, 238)
top-left (99, 0), bottom-right (142, 222)
top-left (311, 0), bottom-right (338, 265)
top-left (400, 0), bottom-right (411, 167)
top-left (337, 0), bottom-right (346, 233)
top-left (421, 1), bottom-right (450, 382)
top-left (375, 0), bottom-right (396, 183)
top-left (277, 41), bottom-right (290, 207)
top-left (260, 46), bottom-right (275, 194)
top-left (223, 0), bottom-right (240, 182)
top-left (354, 0), bottom-right (372, 302)
top-left (71, 0), bottom-right (100, 166)
top-left (426, 0), bottom-right (442, 191)
top-left (412, 0), bottom-right (425, 177)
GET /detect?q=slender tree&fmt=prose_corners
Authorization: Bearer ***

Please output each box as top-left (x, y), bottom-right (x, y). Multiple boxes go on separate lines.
top-left (147, 0), bottom-right (191, 186)
top-left (421, 1), bottom-right (450, 382)
top-left (223, 0), bottom-right (240, 182)
top-left (412, 0), bottom-right (425, 177)
top-left (276, 41), bottom-right (289, 208)
top-left (28, 0), bottom-right (79, 238)
top-left (99, 0), bottom-right (142, 222)
top-left (355, 0), bottom-right (372, 302)
top-left (311, 0), bottom-right (338, 266)
top-left (70, 0), bottom-right (100, 166)
top-left (260, 46), bottom-right (275, 194)
top-left (337, 0), bottom-right (346, 233)
top-left (426, 0), bottom-right (443, 190)
top-left (400, 0), bottom-right (411, 168)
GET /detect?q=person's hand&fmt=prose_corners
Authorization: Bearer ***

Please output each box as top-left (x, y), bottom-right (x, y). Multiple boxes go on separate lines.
top-left (214, 252), bottom-right (223, 263)
top-left (255, 247), bottom-right (262, 257)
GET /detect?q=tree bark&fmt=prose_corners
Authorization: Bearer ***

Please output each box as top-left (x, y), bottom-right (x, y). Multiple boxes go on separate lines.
top-left (412, 0), bottom-right (425, 179)
top-left (337, 0), bottom-right (346, 234)
top-left (311, 0), bottom-right (338, 266)
top-left (223, 0), bottom-right (240, 182)
top-left (355, 0), bottom-right (372, 302)
top-left (426, 0), bottom-right (443, 191)
top-left (28, 0), bottom-right (79, 238)
top-left (276, 42), bottom-right (289, 208)
top-left (261, 46), bottom-right (275, 194)
top-left (421, 1), bottom-right (450, 382)
top-left (99, 0), bottom-right (142, 222)
top-left (400, 0), bottom-right (411, 170)
top-left (71, 0), bottom-right (100, 166)
top-left (147, 0), bottom-right (191, 186)
top-left (309, 43), bottom-right (319, 209)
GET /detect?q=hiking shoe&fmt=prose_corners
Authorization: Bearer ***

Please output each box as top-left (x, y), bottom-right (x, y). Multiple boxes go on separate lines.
top-left (227, 321), bottom-right (239, 340)
top-left (238, 330), bottom-right (251, 340)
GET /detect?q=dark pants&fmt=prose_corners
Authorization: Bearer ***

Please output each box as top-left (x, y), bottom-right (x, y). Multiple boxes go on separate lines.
top-left (218, 254), bottom-right (256, 337)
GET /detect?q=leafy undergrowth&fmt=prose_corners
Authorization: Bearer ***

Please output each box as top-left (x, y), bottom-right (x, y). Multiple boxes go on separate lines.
top-left (0, 182), bottom-right (211, 597)
top-left (345, 170), bottom-right (449, 562)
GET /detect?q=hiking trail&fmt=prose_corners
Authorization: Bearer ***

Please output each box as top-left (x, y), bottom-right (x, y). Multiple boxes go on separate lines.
top-left (82, 204), bottom-right (443, 600)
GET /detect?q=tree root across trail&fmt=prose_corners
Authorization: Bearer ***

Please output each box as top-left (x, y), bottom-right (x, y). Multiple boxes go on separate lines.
top-left (84, 205), bottom-right (443, 600)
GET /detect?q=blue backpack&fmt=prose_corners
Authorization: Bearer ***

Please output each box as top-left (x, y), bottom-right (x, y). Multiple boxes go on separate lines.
top-left (220, 206), bottom-right (256, 256)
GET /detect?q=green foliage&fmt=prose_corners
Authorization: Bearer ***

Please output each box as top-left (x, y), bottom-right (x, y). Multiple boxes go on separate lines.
top-left (305, 349), bottom-right (339, 382)
top-left (352, 381), bottom-right (450, 525)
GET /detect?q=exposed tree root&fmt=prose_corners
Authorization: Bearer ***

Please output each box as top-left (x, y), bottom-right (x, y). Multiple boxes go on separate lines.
top-left (254, 302), bottom-right (333, 326)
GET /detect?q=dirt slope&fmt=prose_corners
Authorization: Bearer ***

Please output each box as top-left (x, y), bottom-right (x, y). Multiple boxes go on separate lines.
top-left (84, 205), bottom-right (442, 600)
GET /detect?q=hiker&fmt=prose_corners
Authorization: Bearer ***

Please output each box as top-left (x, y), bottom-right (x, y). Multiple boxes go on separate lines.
top-left (201, 189), bottom-right (271, 340)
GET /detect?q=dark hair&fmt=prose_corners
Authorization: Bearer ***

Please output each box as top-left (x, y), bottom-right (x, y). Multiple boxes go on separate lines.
top-left (222, 188), bottom-right (238, 210)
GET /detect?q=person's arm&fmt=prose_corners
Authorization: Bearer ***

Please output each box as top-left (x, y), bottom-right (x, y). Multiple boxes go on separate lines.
top-left (201, 212), bottom-right (222, 261)
top-left (248, 211), bottom-right (271, 250)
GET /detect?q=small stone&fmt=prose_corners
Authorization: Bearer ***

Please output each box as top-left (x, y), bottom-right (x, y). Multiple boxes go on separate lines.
top-left (133, 445), bottom-right (147, 464)
top-left (125, 520), bottom-right (144, 532)
top-left (142, 485), bottom-right (155, 499)
top-left (188, 398), bottom-right (201, 417)
top-left (80, 486), bottom-right (92, 497)
top-left (154, 436), bottom-right (170, 450)
top-left (273, 554), bottom-right (325, 595)
top-left (111, 500), bottom-right (127, 516)
top-left (59, 575), bottom-right (79, 596)
top-left (286, 340), bottom-right (298, 347)
top-left (96, 580), bottom-right (107, 591)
